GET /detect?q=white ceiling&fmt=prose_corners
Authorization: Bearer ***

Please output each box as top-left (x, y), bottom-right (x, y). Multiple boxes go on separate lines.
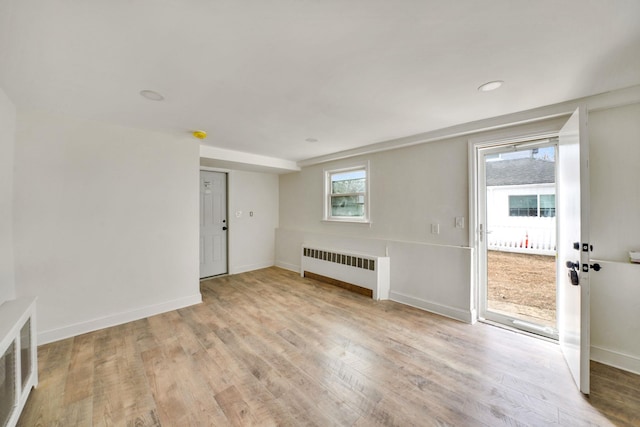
top-left (1, 0), bottom-right (639, 163)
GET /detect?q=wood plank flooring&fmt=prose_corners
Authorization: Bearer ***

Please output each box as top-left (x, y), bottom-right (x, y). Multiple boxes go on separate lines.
top-left (18, 267), bottom-right (640, 426)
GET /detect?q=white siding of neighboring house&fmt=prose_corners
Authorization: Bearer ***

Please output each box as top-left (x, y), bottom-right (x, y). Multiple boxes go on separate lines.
top-left (486, 183), bottom-right (556, 255)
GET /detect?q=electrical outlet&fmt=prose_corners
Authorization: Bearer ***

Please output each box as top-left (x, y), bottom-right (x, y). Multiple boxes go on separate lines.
top-left (455, 217), bottom-right (464, 229)
top-left (431, 223), bottom-right (440, 234)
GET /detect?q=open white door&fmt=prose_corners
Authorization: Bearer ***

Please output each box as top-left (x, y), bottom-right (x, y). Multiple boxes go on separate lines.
top-left (557, 106), bottom-right (590, 394)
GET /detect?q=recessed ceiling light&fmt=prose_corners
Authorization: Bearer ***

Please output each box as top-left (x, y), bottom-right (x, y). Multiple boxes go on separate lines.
top-left (478, 80), bottom-right (504, 92)
top-left (140, 90), bottom-right (165, 101)
top-left (305, 138), bottom-right (318, 143)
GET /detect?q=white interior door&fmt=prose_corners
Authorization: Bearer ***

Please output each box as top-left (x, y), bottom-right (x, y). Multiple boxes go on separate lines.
top-left (557, 107), bottom-right (590, 394)
top-left (200, 171), bottom-right (227, 278)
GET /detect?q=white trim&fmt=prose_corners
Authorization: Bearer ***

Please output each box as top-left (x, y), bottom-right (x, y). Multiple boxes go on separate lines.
top-left (200, 166), bottom-right (232, 173)
top-left (467, 126), bottom-right (562, 148)
top-left (200, 144), bottom-right (300, 172)
top-left (229, 261), bottom-right (275, 275)
top-left (323, 161), bottom-right (370, 223)
top-left (320, 219), bottom-right (372, 226)
top-left (275, 261), bottom-right (300, 273)
top-left (299, 85), bottom-right (640, 167)
top-left (470, 127), bottom-right (561, 330)
top-left (390, 291), bottom-right (473, 323)
top-left (38, 294), bottom-right (202, 345)
top-left (591, 345), bottom-right (640, 376)
top-left (226, 170), bottom-right (234, 277)
top-left (468, 141), bottom-right (478, 321)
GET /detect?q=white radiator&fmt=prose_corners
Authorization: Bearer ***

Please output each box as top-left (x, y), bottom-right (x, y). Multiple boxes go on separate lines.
top-left (301, 245), bottom-right (390, 300)
top-left (0, 297), bottom-right (38, 427)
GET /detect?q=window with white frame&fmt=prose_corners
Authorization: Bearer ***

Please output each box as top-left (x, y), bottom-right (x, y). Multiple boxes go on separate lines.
top-left (508, 194), bottom-right (556, 217)
top-left (324, 164), bottom-right (369, 222)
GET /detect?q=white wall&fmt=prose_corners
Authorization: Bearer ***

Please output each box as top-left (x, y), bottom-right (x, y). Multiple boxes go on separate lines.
top-left (13, 110), bottom-right (201, 344)
top-left (280, 138), bottom-right (470, 245)
top-left (589, 103), bottom-right (640, 262)
top-left (228, 170), bottom-right (279, 274)
top-left (0, 87), bottom-right (16, 306)
top-left (589, 102), bottom-right (640, 374)
top-left (277, 137), bottom-right (476, 321)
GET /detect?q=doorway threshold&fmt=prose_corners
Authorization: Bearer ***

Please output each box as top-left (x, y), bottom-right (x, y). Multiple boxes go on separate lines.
top-left (199, 273), bottom-right (229, 281)
top-left (479, 318), bottom-right (559, 344)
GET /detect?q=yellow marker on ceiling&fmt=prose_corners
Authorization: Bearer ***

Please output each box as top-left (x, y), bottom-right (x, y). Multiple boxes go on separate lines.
top-left (192, 130), bottom-right (207, 140)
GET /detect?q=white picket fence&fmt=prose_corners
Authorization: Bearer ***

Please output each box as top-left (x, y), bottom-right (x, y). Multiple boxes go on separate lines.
top-left (487, 223), bottom-right (556, 256)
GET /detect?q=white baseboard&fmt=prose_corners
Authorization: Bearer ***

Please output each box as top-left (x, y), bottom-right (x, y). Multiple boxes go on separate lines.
top-left (591, 345), bottom-right (640, 375)
top-left (469, 308), bottom-right (478, 324)
top-left (275, 260), bottom-right (300, 273)
top-left (38, 293), bottom-right (202, 345)
top-left (390, 291), bottom-right (472, 323)
top-left (229, 260), bottom-right (275, 275)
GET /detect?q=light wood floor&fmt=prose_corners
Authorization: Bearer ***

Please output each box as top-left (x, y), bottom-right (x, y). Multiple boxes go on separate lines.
top-left (18, 267), bottom-right (640, 426)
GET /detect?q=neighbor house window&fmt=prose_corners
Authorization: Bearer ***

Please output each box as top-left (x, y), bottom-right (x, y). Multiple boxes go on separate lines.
top-left (539, 194), bottom-right (555, 217)
top-left (324, 164), bottom-right (369, 222)
top-left (509, 194), bottom-right (555, 217)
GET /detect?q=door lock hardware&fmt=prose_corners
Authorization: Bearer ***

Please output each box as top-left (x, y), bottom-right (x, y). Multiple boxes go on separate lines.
top-left (569, 270), bottom-right (580, 286)
top-left (582, 263), bottom-right (602, 272)
top-left (566, 260), bottom-right (580, 270)
top-left (574, 242), bottom-right (594, 252)
top-left (566, 260), bottom-right (580, 286)
top-left (222, 226), bottom-right (228, 231)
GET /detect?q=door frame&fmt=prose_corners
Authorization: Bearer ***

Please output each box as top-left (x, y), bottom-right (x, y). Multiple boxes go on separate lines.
top-left (469, 119), bottom-right (569, 325)
top-left (474, 137), bottom-right (560, 339)
top-left (200, 167), bottom-right (230, 278)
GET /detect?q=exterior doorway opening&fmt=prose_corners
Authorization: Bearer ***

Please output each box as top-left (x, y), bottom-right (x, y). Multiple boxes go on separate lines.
top-left (479, 140), bottom-right (558, 339)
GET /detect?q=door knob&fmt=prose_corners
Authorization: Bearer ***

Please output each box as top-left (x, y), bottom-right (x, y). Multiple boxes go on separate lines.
top-left (566, 260), bottom-right (579, 270)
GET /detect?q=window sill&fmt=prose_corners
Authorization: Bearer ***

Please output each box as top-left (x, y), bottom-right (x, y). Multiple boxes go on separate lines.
top-left (322, 218), bottom-right (372, 226)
